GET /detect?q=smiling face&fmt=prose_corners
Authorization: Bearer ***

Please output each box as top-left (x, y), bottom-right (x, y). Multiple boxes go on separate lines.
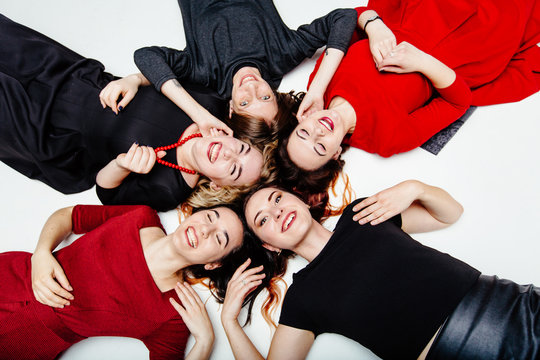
top-left (286, 109), bottom-right (344, 171)
top-left (192, 135), bottom-right (263, 187)
top-left (173, 207), bottom-right (244, 267)
top-left (230, 67), bottom-right (278, 126)
top-left (244, 187), bottom-right (312, 252)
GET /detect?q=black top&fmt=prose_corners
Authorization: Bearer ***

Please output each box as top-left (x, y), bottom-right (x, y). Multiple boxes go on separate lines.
top-left (134, 0), bottom-right (357, 97)
top-left (0, 14), bottom-right (227, 210)
top-left (279, 199), bottom-right (480, 360)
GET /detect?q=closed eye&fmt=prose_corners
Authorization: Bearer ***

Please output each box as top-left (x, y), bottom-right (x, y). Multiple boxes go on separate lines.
top-left (296, 129), bottom-right (309, 140)
top-left (315, 143), bottom-right (327, 155)
top-left (230, 164), bottom-right (236, 176)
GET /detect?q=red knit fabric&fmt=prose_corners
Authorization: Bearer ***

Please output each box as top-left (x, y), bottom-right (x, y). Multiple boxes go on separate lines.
top-left (309, 0), bottom-right (540, 157)
top-left (0, 205), bottom-right (189, 360)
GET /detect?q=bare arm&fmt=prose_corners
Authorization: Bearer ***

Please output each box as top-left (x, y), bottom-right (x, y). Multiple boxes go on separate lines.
top-left (96, 143), bottom-right (159, 189)
top-left (352, 180), bottom-right (463, 233)
top-left (31, 206), bottom-right (75, 308)
top-left (297, 48), bottom-right (345, 120)
top-left (267, 325), bottom-right (315, 360)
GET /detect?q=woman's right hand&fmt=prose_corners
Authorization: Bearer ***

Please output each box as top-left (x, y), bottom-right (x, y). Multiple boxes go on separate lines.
top-left (99, 74), bottom-right (142, 114)
top-left (365, 20), bottom-right (397, 68)
top-left (115, 143), bottom-right (164, 174)
top-left (221, 259), bottom-right (265, 326)
top-left (31, 251), bottom-right (73, 308)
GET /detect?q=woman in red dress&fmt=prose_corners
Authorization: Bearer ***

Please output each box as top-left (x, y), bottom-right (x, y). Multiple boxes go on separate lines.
top-left (281, 0), bottom-right (540, 173)
top-left (0, 204), bottom-right (252, 359)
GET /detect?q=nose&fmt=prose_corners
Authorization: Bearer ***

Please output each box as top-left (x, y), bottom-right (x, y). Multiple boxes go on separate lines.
top-left (315, 124), bottom-right (324, 136)
top-left (200, 223), bottom-right (215, 239)
top-left (222, 146), bottom-right (238, 161)
top-left (270, 207), bottom-right (283, 220)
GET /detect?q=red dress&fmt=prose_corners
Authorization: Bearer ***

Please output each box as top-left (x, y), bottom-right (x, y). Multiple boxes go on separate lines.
top-left (0, 205), bottom-right (189, 360)
top-left (309, 0), bottom-right (540, 157)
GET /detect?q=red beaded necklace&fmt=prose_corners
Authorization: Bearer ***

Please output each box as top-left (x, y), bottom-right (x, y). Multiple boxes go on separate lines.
top-left (154, 133), bottom-right (202, 175)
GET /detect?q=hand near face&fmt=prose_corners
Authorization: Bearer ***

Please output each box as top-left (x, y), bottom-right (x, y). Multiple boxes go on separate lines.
top-left (377, 41), bottom-right (427, 74)
top-left (170, 282), bottom-right (214, 343)
top-left (352, 180), bottom-right (420, 225)
top-left (221, 258), bottom-right (265, 325)
top-left (297, 89), bottom-right (324, 122)
top-left (31, 251), bottom-right (74, 308)
top-left (115, 143), bottom-right (163, 174)
top-left (99, 75), bottom-right (141, 115)
top-left (196, 113), bottom-right (234, 138)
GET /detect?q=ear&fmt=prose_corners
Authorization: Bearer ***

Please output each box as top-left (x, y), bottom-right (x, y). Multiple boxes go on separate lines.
top-left (228, 100), bottom-right (233, 119)
top-left (332, 146), bottom-right (343, 160)
top-left (262, 243), bottom-right (281, 253)
top-left (204, 262), bottom-right (222, 271)
top-left (210, 181), bottom-right (222, 191)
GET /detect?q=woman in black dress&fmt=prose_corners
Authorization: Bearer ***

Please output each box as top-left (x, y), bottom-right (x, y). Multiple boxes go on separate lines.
top-left (0, 14), bottom-right (266, 211)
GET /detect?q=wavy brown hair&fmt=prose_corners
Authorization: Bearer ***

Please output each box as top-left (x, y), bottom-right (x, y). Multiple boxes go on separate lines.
top-left (228, 90), bottom-right (305, 146)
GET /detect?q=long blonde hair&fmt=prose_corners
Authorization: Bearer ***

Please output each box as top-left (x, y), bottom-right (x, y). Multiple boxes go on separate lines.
top-left (182, 139), bottom-right (278, 214)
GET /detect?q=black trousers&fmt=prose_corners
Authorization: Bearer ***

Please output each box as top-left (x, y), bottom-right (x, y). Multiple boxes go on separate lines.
top-left (427, 275), bottom-right (540, 360)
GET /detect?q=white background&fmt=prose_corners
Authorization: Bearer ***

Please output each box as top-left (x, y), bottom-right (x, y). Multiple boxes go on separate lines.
top-left (1, 0), bottom-right (539, 359)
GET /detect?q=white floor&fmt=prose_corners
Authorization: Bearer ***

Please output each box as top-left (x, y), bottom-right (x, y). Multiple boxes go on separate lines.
top-left (1, 0), bottom-right (539, 359)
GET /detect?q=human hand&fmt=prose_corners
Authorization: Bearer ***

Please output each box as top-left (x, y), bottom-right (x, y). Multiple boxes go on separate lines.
top-left (377, 41), bottom-right (427, 74)
top-left (352, 180), bottom-right (421, 225)
top-left (297, 90), bottom-right (324, 122)
top-left (99, 74), bottom-right (141, 114)
top-left (31, 251), bottom-right (73, 308)
top-left (366, 21), bottom-right (397, 68)
top-left (115, 143), bottom-right (164, 174)
top-left (170, 282), bottom-right (214, 345)
top-left (221, 259), bottom-right (265, 326)
top-left (196, 113), bottom-right (233, 138)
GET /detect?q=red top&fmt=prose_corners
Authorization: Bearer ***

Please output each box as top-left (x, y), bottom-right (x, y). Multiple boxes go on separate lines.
top-left (309, 0), bottom-right (540, 157)
top-left (0, 205), bottom-right (189, 359)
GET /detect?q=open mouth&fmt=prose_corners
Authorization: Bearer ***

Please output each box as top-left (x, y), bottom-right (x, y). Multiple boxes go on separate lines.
top-left (207, 142), bottom-right (222, 163)
top-left (318, 117), bottom-right (334, 132)
top-left (282, 211), bottom-right (296, 232)
top-left (240, 74), bottom-right (257, 87)
top-left (185, 226), bottom-right (198, 248)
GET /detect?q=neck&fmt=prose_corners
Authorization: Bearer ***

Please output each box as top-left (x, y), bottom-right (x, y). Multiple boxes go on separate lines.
top-left (329, 96), bottom-right (357, 134)
top-left (293, 219), bottom-right (333, 262)
top-left (143, 234), bottom-right (191, 291)
top-left (175, 124), bottom-right (203, 179)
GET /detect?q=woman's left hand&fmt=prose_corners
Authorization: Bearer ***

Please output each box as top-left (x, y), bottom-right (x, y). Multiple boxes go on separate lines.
top-left (297, 90), bottom-right (324, 122)
top-left (221, 259), bottom-right (265, 326)
top-left (170, 282), bottom-right (214, 343)
top-left (352, 180), bottom-right (421, 225)
top-left (377, 41), bottom-right (427, 74)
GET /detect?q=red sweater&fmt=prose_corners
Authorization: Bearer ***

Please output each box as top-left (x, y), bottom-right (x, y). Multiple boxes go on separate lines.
top-left (0, 205), bottom-right (189, 359)
top-left (309, 0), bottom-right (540, 157)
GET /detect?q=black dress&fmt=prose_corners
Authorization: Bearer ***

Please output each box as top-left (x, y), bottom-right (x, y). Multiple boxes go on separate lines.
top-left (0, 14), bottom-right (227, 211)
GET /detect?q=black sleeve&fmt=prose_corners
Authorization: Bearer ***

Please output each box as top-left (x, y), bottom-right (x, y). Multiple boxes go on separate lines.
top-left (96, 174), bottom-right (185, 212)
top-left (293, 8), bottom-right (357, 57)
top-left (134, 46), bottom-right (192, 92)
top-left (279, 288), bottom-right (317, 334)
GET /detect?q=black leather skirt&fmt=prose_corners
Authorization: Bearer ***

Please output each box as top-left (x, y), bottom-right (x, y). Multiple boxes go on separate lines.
top-left (427, 275), bottom-right (540, 360)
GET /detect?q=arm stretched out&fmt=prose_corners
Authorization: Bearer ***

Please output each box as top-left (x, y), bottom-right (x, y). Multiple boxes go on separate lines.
top-left (352, 180), bottom-right (463, 233)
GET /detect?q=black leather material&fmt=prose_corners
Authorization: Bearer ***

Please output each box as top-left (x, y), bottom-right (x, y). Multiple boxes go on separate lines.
top-left (427, 275), bottom-right (540, 360)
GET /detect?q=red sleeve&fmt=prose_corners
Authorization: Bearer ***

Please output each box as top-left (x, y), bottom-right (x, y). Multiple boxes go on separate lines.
top-left (471, 46), bottom-right (540, 106)
top-left (71, 205), bottom-right (157, 234)
top-left (377, 75), bottom-right (472, 157)
top-left (143, 318), bottom-right (189, 360)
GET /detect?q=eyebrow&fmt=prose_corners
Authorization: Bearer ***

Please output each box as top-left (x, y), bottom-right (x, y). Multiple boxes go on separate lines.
top-left (253, 190), bottom-right (276, 226)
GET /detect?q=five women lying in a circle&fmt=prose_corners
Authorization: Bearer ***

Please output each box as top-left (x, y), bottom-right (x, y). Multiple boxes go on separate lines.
top-left (1, 0), bottom-right (539, 358)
